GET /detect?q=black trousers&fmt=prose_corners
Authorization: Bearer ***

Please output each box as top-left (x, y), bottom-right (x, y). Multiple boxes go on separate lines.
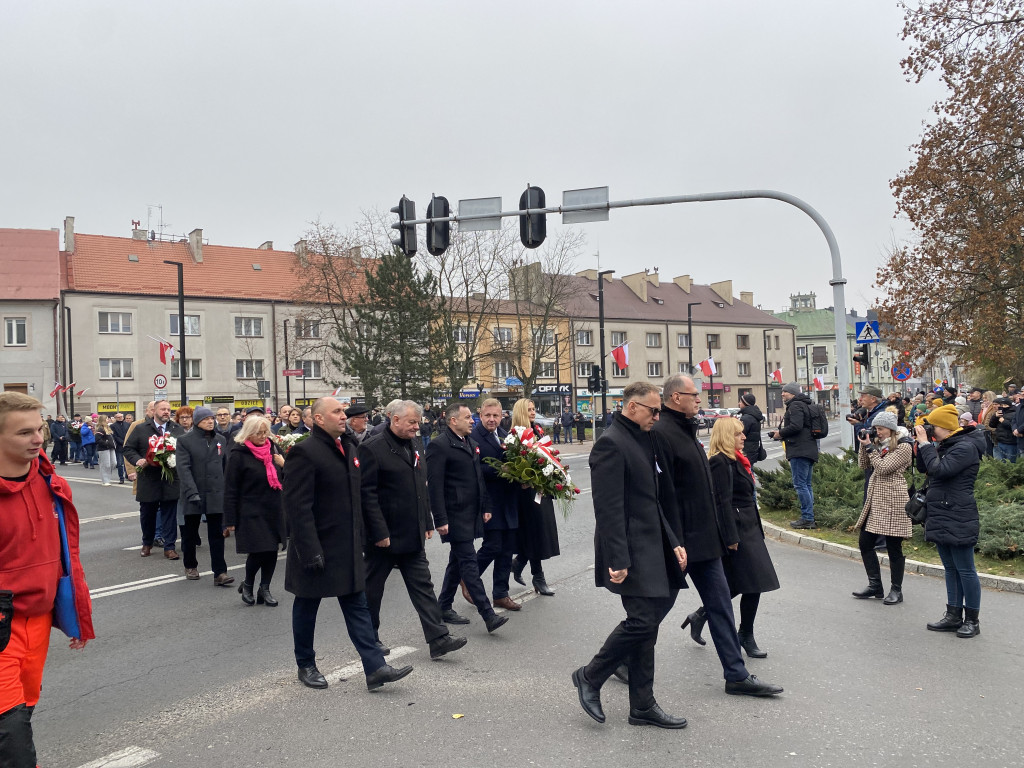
top-left (584, 590), bottom-right (678, 710)
top-left (858, 529), bottom-right (906, 588)
top-left (365, 547), bottom-right (448, 644)
top-left (291, 592), bottom-right (384, 675)
top-left (477, 528), bottom-right (516, 599)
top-left (50, 439), bottom-right (67, 465)
top-left (438, 539), bottom-right (494, 618)
top-left (0, 704), bottom-right (35, 768)
top-left (181, 514), bottom-right (226, 574)
top-left (686, 559), bottom-right (749, 683)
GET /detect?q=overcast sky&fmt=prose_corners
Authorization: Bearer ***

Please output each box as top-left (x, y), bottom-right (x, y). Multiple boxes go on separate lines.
top-left (1, 0), bottom-right (945, 313)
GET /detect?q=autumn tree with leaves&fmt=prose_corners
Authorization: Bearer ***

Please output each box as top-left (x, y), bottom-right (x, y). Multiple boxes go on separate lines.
top-left (877, 1), bottom-right (1024, 376)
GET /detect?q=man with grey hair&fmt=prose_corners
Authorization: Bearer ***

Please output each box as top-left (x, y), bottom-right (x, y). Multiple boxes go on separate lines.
top-left (369, 399), bottom-right (403, 438)
top-left (123, 400), bottom-right (183, 558)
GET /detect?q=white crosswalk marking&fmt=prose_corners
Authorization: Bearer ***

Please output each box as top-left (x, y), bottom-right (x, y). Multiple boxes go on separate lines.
top-left (74, 745), bottom-right (160, 768)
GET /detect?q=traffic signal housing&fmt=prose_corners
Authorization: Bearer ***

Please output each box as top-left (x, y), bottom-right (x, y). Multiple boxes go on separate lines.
top-left (390, 196), bottom-right (417, 257)
top-left (853, 345), bottom-right (871, 370)
top-left (519, 185), bottom-right (546, 249)
top-left (588, 365), bottom-right (602, 393)
top-left (426, 195), bottom-right (450, 256)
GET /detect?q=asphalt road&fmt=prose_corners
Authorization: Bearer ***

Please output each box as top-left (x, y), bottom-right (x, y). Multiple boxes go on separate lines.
top-left (35, 429), bottom-right (1022, 768)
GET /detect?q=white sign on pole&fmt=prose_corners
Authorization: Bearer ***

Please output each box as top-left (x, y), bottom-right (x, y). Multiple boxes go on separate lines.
top-left (458, 197), bottom-right (502, 231)
top-left (563, 186), bottom-right (609, 224)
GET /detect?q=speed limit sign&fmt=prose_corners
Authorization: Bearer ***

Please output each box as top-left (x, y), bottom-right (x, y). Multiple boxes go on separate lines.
top-left (154, 373), bottom-right (168, 389)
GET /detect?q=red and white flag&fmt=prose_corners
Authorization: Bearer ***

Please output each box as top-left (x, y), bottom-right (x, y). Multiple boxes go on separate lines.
top-left (771, 369), bottom-right (784, 384)
top-left (330, 384), bottom-right (345, 396)
top-left (76, 387), bottom-right (91, 397)
top-left (813, 376), bottom-right (825, 391)
top-left (159, 341), bottom-right (176, 364)
top-left (611, 343), bottom-right (629, 370)
top-left (49, 382), bottom-right (64, 399)
top-left (698, 357), bottom-right (717, 377)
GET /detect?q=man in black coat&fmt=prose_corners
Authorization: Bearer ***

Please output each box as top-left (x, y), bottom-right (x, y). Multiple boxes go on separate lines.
top-left (737, 393), bottom-right (765, 464)
top-left (122, 400), bottom-right (184, 559)
top-left (49, 414), bottom-right (68, 465)
top-left (770, 383), bottom-right (819, 529)
top-left (427, 402), bottom-right (508, 633)
top-left (655, 376), bottom-right (782, 698)
top-left (572, 382), bottom-right (689, 729)
top-left (359, 401), bottom-right (467, 659)
top-left (109, 412), bottom-right (130, 483)
top-left (471, 398), bottom-right (520, 611)
top-left (283, 397), bottom-right (413, 691)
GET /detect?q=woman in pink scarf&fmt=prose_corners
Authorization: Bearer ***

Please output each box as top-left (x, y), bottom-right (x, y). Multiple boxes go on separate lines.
top-left (223, 417), bottom-right (285, 606)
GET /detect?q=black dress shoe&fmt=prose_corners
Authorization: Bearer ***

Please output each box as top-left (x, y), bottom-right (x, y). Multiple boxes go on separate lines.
top-left (789, 519), bottom-right (818, 530)
top-left (725, 675), bottom-right (783, 697)
top-left (571, 667), bottom-right (605, 724)
top-left (628, 703), bottom-right (687, 729)
top-left (429, 634), bottom-right (468, 659)
top-left (485, 614), bottom-right (508, 633)
top-left (375, 640), bottom-right (391, 656)
top-left (298, 665), bottom-right (328, 689)
top-left (366, 663), bottom-right (413, 691)
top-left (441, 608), bottom-right (470, 625)
top-left (612, 665), bottom-right (629, 684)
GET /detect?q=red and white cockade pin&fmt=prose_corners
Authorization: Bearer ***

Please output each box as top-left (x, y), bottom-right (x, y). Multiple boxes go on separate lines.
top-left (353, 457), bottom-right (360, 468)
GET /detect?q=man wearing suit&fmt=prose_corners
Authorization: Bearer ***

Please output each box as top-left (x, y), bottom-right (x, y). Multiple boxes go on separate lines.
top-left (359, 400), bottom-right (467, 659)
top-left (284, 397), bottom-right (413, 691)
top-left (572, 382), bottom-right (689, 729)
top-left (122, 400), bottom-right (184, 559)
top-left (471, 398), bottom-right (520, 611)
top-left (427, 402), bottom-right (508, 633)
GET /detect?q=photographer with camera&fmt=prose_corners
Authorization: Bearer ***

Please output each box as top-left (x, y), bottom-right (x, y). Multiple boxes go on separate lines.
top-left (991, 396), bottom-right (1018, 462)
top-left (768, 382), bottom-right (818, 529)
top-left (851, 412), bottom-right (913, 604)
top-left (914, 404), bottom-right (983, 638)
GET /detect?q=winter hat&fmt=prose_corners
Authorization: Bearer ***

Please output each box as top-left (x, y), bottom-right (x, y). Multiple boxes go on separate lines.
top-left (872, 411), bottom-right (898, 432)
top-left (859, 386), bottom-right (884, 398)
top-left (782, 382), bottom-right (801, 396)
top-left (955, 396), bottom-right (967, 406)
top-left (741, 393), bottom-right (756, 406)
top-left (192, 406), bottom-right (215, 424)
top-left (959, 411), bottom-right (976, 426)
top-left (925, 404), bottom-right (961, 432)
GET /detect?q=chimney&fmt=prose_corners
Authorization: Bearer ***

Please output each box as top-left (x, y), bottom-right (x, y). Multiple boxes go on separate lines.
top-left (258, 241), bottom-right (273, 250)
top-left (648, 271), bottom-right (660, 287)
top-left (739, 291), bottom-right (754, 306)
top-left (621, 271), bottom-right (648, 302)
top-left (576, 269), bottom-right (598, 280)
top-left (63, 216), bottom-right (75, 252)
top-left (132, 229), bottom-right (148, 240)
top-left (188, 228), bottom-right (203, 263)
top-left (710, 280), bottom-right (734, 305)
top-left (294, 239), bottom-right (308, 267)
top-left (672, 274), bottom-right (692, 293)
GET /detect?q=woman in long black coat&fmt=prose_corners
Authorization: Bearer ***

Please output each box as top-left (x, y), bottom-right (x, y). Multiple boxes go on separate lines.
top-left (510, 399), bottom-right (560, 596)
top-left (708, 418), bottom-right (780, 657)
top-left (223, 416), bottom-right (285, 606)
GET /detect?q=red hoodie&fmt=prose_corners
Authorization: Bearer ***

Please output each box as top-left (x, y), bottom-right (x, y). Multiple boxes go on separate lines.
top-left (0, 451), bottom-right (95, 640)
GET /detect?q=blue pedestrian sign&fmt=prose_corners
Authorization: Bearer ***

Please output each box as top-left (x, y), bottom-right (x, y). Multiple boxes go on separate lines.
top-left (505, 376), bottom-right (524, 387)
top-left (891, 362), bottom-right (913, 382)
top-left (855, 321), bottom-right (881, 344)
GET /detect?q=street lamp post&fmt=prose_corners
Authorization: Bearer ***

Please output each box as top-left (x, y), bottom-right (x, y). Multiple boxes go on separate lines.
top-left (283, 320), bottom-right (291, 405)
top-left (163, 260), bottom-right (186, 407)
top-left (64, 306), bottom-right (74, 419)
top-left (762, 328), bottom-right (774, 423)
top-left (687, 302), bottom-right (702, 375)
top-left (554, 332), bottom-right (561, 417)
top-left (597, 269), bottom-right (615, 422)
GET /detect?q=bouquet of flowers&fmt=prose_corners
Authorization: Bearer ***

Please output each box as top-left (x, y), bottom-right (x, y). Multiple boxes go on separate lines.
top-left (272, 432), bottom-right (309, 453)
top-left (146, 433), bottom-right (177, 482)
top-left (484, 425), bottom-right (581, 518)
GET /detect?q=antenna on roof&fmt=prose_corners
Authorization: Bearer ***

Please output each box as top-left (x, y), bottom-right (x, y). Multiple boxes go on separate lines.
top-left (146, 204), bottom-right (168, 241)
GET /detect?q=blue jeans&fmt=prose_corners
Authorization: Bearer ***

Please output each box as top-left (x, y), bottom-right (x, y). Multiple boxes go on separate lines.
top-left (994, 442), bottom-right (1018, 463)
top-left (935, 543), bottom-right (981, 610)
top-left (789, 457), bottom-right (815, 522)
top-left (69, 441), bottom-right (80, 462)
top-left (291, 592), bottom-right (385, 674)
top-left (563, 425), bottom-right (573, 444)
top-left (80, 443), bottom-right (97, 467)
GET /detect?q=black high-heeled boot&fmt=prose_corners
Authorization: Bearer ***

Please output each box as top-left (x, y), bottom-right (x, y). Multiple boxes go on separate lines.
top-left (532, 574), bottom-right (555, 596)
top-left (680, 607), bottom-right (707, 646)
top-left (737, 629), bottom-right (768, 658)
top-left (257, 584), bottom-right (278, 607)
top-left (238, 581), bottom-right (255, 606)
top-left (512, 558), bottom-right (526, 586)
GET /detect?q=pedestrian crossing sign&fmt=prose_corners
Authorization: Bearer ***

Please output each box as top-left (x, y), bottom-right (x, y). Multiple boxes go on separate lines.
top-left (855, 321), bottom-right (880, 344)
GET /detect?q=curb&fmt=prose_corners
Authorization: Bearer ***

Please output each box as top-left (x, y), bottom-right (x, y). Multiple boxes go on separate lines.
top-left (762, 521), bottom-right (1024, 594)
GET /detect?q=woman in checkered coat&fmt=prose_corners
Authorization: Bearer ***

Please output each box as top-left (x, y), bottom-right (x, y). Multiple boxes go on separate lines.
top-left (851, 411), bottom-right (913, 604)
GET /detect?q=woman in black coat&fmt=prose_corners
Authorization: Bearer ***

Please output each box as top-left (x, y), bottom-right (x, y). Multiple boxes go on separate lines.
top-left (574, 412), bottom-right (587, 444)
top-left (510, 399), bottom-right (560, 596)
top-left (708, 418), bottom-right (780, 657)
top-left (223, 416), bottom-right (285, 606)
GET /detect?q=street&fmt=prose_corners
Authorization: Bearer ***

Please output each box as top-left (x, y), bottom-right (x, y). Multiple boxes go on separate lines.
top-left (36, 434), bottom-right (1022, 768)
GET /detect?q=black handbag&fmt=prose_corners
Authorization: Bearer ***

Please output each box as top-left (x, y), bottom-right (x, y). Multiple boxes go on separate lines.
top-left (905, 463), bottom-right (928, 525)
top-left (754, 428), bottom-right (767, 462)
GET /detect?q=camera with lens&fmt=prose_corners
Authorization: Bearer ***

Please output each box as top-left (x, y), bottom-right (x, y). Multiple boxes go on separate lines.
top-left (921, 422), bottom-right (935, 440)
top-left (767, 430), bottom-right (777, 439)
top-left (858, 426), bottom-right (878, 441)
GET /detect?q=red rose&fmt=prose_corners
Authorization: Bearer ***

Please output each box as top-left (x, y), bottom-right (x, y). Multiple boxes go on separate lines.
top-left (536, 459), bottom-right (543, 465)
top-left (520, 450), bottom-right (528, 457)
top-left (573, 487), bottom-right (581, 494)
top-left (556, 483), bottom-right (563, 491)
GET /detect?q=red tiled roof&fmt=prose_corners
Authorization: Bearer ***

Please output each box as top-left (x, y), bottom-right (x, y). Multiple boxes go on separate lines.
top-left (0, 229), bottom-right (61, 300)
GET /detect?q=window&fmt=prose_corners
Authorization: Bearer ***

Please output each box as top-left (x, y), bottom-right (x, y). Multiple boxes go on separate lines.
top-left (736, 334), bottom-right (750, 350)
top-left (706, 334), bottom-right (720, 349)
top-left (797, 367), bottom-right (807, 381)
top-left (648, 362), bottom-right (663, 377)
top-left (98, 312), bottom-right (132, 334)
top-left (464, 362), bottom-right (477, 379)
top-left (611, 331), bottom-right (627, 347)
top-left (645, 333), bottom-right (662, 348)
top-left (677, 333), bottom-right (690, 348)
top-left (454, 325), bottom-right (475, 343)
top-left (235, 317), bottom-right (263, 337)
top-left (99, 358), bottom-right (133, 379)
top-left (812, 346), bottom-right (828, 365)
top-left (532, 327), bottom-right (554, 346)
top-left (813, 365), bottom-right (828, 376)
top-left (797, 346), bottom-right (806, 358)
top-left (537, 362), bottom-right (556, 378)
top-left (236, 359), bottom-right (264, 379)
top-left (295, 319), bottom-right (320, 339)
top-left (493, 327), bottom-right (513, 344)
top-left (774, 335), bottom-right (780, 350)
top-left (298, 360), bottom-right (322, 379)
top-left (171, 359), bottom-right (202, 379)
top-left (4, 317), bottom-right (26, 346)
top-left (576, 330), bottom-right (593, 346)
top-left (576, 362), bottom-right (593, 377)
top-left (494, 361), bottom-right (512, 379)
top-left (611, 362), bottom-right (628, 378)
top-left (678, 362), bottom-right (691, 374)
top-left (737, 362), bottom-right (751, 376)
top-left (169, 314), bottom-right (201, 336)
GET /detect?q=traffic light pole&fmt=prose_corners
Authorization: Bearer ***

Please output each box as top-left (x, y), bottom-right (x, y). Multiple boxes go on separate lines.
top-left (598, 269), bottom-right (614, 426)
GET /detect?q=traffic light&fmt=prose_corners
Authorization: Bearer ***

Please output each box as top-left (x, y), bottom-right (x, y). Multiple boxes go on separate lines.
top-left (390, 195), bottom-right (417, 257)
top-left (588, 365), bottom-right (602, 393)
top-left (519, 185), bottom-right (546, 249)
top-left (426, 195), bottom-right (450, 256)
top-left (853, 345), bottom-right (871, 370)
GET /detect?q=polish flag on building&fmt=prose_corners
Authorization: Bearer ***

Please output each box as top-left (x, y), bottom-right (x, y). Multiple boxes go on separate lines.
top-left (330, 384), bottom-right (345, 396)
top-left (76, 387), bottom-right (91, 397)
top-left (813, 376), bottom-right (825, 391)
top-left (159, 341), bottom-right (176, 364)
top-left (699, 357), bottom-right (717, 377)
top-left (771, 369), bottom-right (784, 384)
top-left (49, 382), bottom-right (65, 399)
top-left (611, 343), bottom-right (629, 370)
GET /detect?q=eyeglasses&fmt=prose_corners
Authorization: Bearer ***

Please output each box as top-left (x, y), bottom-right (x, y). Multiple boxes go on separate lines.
top-left (634, 402), bottom-right (661, 417)
top-left (675, 391), bottom-right (701, 397)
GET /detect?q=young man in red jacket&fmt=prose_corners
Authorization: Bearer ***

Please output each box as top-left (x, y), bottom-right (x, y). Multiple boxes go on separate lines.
top-left (0, 392), bottom-right (94, 768)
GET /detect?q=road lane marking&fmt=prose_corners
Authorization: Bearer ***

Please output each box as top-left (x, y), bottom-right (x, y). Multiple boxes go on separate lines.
top-left (324, 645), bottom-right (417, 684)
top-left (90, 554), bottom-right (287, 599)
top-left (82, 511), bottom-right (138, 524)
top-left (75, 745), bottom-right (160, 768)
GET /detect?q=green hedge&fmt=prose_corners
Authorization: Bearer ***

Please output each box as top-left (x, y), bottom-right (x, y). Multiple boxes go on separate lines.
top-left (754, 450), bottom-right (1024, 560)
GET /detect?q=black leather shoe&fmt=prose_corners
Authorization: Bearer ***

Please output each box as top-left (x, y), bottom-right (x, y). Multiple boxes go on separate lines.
top-left (533, 576), bottom-right (555, 596)
top-left (297, 665), bottom-right (327, 689)
top-left (366, 663), bottom-right (413, 691)
top-left (789, 519), bottom-right (818, 530)
top-left (512, 558), bottom-right (526, 586)
top-left (238, 582), bottom-right (255, 606)
top-left (441, 608), bottom-right (470, 625)
top-left (429, 634), bottom-right (468, 659)
top-left (485, 614), bottom-right (508, 633)
top-left (375, 640), bottom-right (391, 656)
top-left (927, 604), bottom-right (963, 632)
top-left (883, 587), bottom-right (903, 605)
top-left (612, 665), bottom-right (629, 684)
top-left (725, 675), bottom-right (783, 697)
top-left (571, 667), bottom-right (605, 723)
top-left (257, 585), bottom-right (278, 607)
top-left (737, 630), bottom-right (768, 658)
top-left (680, 607), bottom-right (707, 646)
top-left (852, 578), bottom-right (884, 599)
top-left (628, 703), bottom-right (687, 729)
